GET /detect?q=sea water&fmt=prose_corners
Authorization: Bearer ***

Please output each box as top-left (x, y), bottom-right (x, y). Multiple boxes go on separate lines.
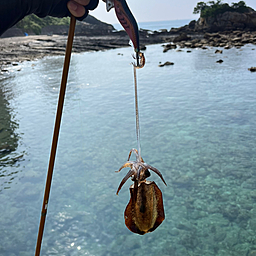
top-left (1, 42), bottom-right (256, 255)
top-left (113, 19), bottom-right (192, 31)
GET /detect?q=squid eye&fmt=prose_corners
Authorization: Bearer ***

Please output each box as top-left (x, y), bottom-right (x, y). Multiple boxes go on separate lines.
top-left (145, 169), bottom-right (151, 178)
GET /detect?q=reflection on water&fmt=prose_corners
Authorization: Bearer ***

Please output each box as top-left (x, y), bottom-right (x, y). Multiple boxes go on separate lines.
top-left (0, 44), bottom-right (256, 255)
top-left (0, 85), bottom-right (24, 190)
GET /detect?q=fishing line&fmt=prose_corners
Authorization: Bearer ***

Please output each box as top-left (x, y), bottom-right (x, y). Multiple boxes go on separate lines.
top-left (133, 65), bottom-right (141, 159)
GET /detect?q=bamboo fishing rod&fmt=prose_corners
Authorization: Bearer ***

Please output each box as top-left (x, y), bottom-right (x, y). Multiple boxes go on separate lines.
top-left (35, 15), bottom-right (76, 256)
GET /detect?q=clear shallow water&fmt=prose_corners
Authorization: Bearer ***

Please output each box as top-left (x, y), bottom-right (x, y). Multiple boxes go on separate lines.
top-left (1, 44), bottom-right (256, 255)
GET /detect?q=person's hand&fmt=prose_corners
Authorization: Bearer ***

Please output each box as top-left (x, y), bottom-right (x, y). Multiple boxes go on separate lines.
top-left (67, 0), bottom-right (89, 18)
top-left (67, 0), bottom-right (98, 19)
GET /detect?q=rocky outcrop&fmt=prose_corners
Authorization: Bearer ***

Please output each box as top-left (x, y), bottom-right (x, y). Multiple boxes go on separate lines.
top-left (168, 9), bottom-right (256, 35)
top-left (1, 15), bottom-right (115, 38)
top-left (162, 30), bottom-right (256, 52)
top-left (195, 10), bottom-right (256, 32)
top-left (1, 27), bottom-right (24, 38)
top-left (41, 15), bottom-right (115, 36)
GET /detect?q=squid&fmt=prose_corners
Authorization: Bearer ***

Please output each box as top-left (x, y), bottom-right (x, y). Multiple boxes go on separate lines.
top-left (116, 149), bottom-right (167, 235)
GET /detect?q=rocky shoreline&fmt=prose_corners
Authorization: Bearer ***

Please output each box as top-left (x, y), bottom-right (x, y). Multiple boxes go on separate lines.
top-left (1, 7), bottom-right (256, 71)
top-left (0, 30), bottom-right (171, 71)
top-left (1, 24), bottom-right (256, 72)
top-left (162, 30), bottom-right (256, 52)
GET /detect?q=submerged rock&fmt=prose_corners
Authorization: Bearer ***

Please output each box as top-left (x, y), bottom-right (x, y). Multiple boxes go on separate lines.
top-left (222, 203), bottom-right (240, 222)
top-left (248, 67), bottom-right (256, 72)
top-left (250, 190), bottom-right (256, 198)
top-left (158, 61), bottom-right (174, 67)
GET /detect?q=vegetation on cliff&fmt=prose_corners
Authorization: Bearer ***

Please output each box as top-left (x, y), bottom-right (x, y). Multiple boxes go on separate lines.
top-left (16, 14), bottom-right (70, 35)
top-left (193, 0), bottom-right (253, 18)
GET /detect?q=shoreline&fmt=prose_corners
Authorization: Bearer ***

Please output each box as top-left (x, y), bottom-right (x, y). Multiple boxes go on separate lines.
top-left (1, 29), bottom-right (256, 72)
top-left (0, 32), bottom-right (171, 70)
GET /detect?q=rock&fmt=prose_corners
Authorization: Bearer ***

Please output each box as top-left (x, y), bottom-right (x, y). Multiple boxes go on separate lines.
top-left (215, 49), bottom-right (223, 54)
top-left (194, 10), bottom-right (256, 32)
top-left (237, 210), bottom-right (251, 227)
top-left (196, 167), bottom-right (209, 178)
top-left (194, 43), bottom-right (203, 48)
top-left (177, 220), bottom-right (193, 231)
top-left (173, 33), bottom-right (191, 43)
top-left (214, 230), bottom-right (227, 242)
top-left (204, 32), bottom-right (221, 39)
top-left (200, 39), bottom-right (208, 44)
top-left (184, 42), bottom-right (192, 47)
top-left (179, 233), bottom-right (199, 250)
top-left (163, 43), bottom-right (177, 52)
top-left (187, 50), bottom-right (192, 53)
top-left (251, 190), bottom-right (256, 198)
top-left (232, 37), bottom-right (242, 42)
top-left (248, 67), bottom-right (256, 72)
top-left (1, 27), bottom-right (24, 38)
top-left (216, 59), bottom-right (224, 63)
top-left (222, 203), bottom-right (240, 222)
top-left (224, 45), bottom-right (232, 49)
top-left (188, 20), bottom-right (196, 30)
top-left (158, 61), bottom-right (174, 67)
top-left (169, 228), bottom-right (180, 236)
top-left (159, 29), bottom-right (168, 33)
top-left (140, 45), bottom-right (146, 51)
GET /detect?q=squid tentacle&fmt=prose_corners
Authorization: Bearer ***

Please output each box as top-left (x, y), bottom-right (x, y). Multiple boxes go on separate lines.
top-left (115, 162), bottom-right (134, 173)
top-left (116, 169), bottom-right (135, 195)
top-left (142, 163), bottom-right (167, 186)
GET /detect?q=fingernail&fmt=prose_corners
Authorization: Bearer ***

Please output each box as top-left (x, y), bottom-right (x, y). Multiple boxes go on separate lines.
top-left (68, 1), bottom-right (78, 11)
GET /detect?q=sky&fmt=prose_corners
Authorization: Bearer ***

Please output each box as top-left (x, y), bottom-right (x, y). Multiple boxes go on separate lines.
top-left (90, 0), bottom-right (256, 25)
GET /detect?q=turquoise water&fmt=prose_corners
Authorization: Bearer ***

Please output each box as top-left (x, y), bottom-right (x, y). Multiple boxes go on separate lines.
top-left (1, 43), bottom-right (256, 255)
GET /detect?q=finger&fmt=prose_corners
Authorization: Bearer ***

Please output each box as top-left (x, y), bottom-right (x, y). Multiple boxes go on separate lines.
top-left (67, 1), bottom-right (86, 17)
top-left (73, 0), bottom-right (90, 6)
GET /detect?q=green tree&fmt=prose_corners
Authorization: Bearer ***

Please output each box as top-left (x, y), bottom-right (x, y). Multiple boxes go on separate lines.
top-left (231, 1), bottom-right (248, 12)
top-left (16, 14), bottom-right (70, 35)
top-left (193, 0), bottom-right (250, 18)
top-left (193, 1), bottom-right (208, 14)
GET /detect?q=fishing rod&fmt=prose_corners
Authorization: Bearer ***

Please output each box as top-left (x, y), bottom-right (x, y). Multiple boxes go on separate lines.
top-left (35, 15), bottom-right (76, 256)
